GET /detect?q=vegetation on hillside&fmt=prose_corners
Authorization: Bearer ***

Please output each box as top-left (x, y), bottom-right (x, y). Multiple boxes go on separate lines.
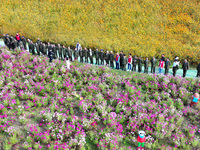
top-left (0, 46), bottom-right (200, 149)
top-left (0, 0), bottom-right (200, 64)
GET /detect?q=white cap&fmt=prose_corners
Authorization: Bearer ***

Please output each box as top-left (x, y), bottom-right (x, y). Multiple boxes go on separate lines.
top-left (139, 130), bottom-right (145, 135)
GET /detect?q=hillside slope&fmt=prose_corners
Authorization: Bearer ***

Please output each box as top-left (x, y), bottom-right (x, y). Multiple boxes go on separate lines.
top-left (0, 46), bottom-right (200, 149)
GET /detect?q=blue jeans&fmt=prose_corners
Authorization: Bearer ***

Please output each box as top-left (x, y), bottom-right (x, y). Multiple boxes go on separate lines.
top-left (116, 62), bottom-right (119, 69)
top-left (128, 64), bottom-right (131, 70)
top-left (159, 67), bottom-right (163, 74)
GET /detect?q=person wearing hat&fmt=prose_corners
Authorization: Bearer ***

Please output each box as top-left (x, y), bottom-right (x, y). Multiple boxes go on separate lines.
top-left (151, 56), bottom-right (157, 74)
top-left (182, 59), bottom-right (189, 77)
top-left (100, 49), bottom-right (104, 65)
top-left (144, 57), bottom-right (149, 74)
top-left (172, 59), bottom-right (179, 77)
top-left (137, 130), bottom-right (146, 150)
top-left (109, 51), bottom-right (114, 68)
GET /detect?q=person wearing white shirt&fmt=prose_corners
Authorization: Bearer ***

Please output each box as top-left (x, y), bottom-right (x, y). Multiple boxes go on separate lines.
top-left (172, 59), bottom-right (179, 76)
top-left (66, 57), bottom-right (70, 69)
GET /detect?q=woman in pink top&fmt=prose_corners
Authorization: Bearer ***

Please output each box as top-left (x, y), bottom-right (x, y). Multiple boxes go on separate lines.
top-left (16, 33), bottom-right (21, 43)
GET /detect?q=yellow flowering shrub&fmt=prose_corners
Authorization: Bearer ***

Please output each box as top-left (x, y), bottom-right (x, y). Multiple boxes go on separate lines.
top-left (0, 0), bottom-right (199, 64)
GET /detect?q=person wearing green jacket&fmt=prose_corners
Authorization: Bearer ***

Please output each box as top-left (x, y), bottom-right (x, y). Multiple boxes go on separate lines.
top-left (74, 48), bottom-right (79, 61)
top-left (138, 57), bottom-right (143, 73)
top-left (122, 54), bottom-right (128, 71)
top-left (144, 57), bottom-right (149, 74)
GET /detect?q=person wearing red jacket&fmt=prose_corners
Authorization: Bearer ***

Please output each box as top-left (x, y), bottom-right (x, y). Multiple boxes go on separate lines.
top-left (137, 130), bottom-right (146, 149)
top-left (158, 59), bottom-right (164, 74)
top-left (16, 33), bottom-right (21, 43)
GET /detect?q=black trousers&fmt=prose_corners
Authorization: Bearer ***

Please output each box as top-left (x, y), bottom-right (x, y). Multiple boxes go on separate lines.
top-left (132, 65), bottom-right (136, 71)
top-left (138, 67), bottom-right (142, 73)
top-left (96, 58), bottom-right (99, 65)
top-left (183, 69), bottom-right (187, 77)
top-left (49, 56), bottom-right (53, 62)
top-left (165, 68), bottom-right (169, 75)
top-left (69, 56), bottom-right (72, 61)
top-left (120, 61), bottom-right (123, 69)
top-left (106, 60), bottom-right (109, 66)
top-left (151, 67), bottom-right (155, 73)
top-left (173, 67), bottom-right (177, 76)
top-left (90, 57), bottom-right (93, 64)
top-left (85, 57), bottom-right (88, 63)
top-left (197, 71), bottom-right (200, 77)
top-left (101, 59), bottom-right (104, 65)
top-left (80, 57), bottom-right (83, 63)
top-left (110, 61), bottom-right (114, 68)
top-left (144, 68), bottom-right (148, 73)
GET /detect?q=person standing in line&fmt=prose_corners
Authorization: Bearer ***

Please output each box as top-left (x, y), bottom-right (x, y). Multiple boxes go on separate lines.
top-left (21, 36), bottom-right (27, 50)
top-left (100, 49), bottom-right (104, 65)
top-left (39, 41), bottom-right (43, 55)
top-left (35, 42), bottom-right (40, 56)
top-left (172, 59), bottom-right (179, 77)
top-left (84, 48), bottom-right (88, 63)
top-left (43, 43), bottom-right (47, 56)
top-left (132, 56), bottom-right (137, 72)
top-left (122, 54), bottom-right (128, 71)
top-left (79, 47), bottom-right (84, 63)
top-left (76, 42), bottom-right (81, 51)
top-left (151, 57), bottom-right (157, 74)
top-left (88, 49), bottom-right (94, 64)
top-left (37, 38), bottom-right (41, 45)
top-left (182, 59), bottom-right (189, 77)
top-left (57, 44), bottom-right (62, 60)
top-left (48, 49), bottom-right (54, 62)
top-left (144, 57), bottom-right (149, 74)
top-left (74, 48), bottom-right (79, 61)
top-left (15, 33), bottom-right (21, 45)
top-left (3, 34), bottom-right (7, 46)
top-left (68, 47), bottom-right (72, 61)
top-left (138, 57), bottom-right (143, 73)
top-left (158, 59), bottom-right (165, 74)
top-left (63, 45), bottom-right (67, 59)
top-left (197, 63), bottom-right (200, 77)
top-left (119, 51), bottom-right (124, 69)
top-left (161, 54), bottom-right (165, 61)
top-left (95, 48), bottom-right (100, 65)
top-left (115, 52), bottom-right (120, 70)
top-left (127, 54), bottom-right (132, 71)
top-left (105, 51), bottom-right (110, 66)
top-left (109, 51), bottom-right (114, 68)
top-left (164, 58), bottom-right (171, 75)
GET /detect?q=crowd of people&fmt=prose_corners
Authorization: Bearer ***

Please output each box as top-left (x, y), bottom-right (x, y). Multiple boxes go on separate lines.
top-left (2, 33), bottom-right (200, 78)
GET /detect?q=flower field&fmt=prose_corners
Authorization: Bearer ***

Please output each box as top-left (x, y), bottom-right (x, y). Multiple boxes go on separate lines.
top-left (0, 46), bottom-right (200, 150)
top-left (0, 0), bottom-right (200, 64)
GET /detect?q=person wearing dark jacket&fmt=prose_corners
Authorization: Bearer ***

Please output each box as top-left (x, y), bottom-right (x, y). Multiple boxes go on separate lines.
top-left (95, 49), bottom-right (99, 65)
top-left (43, 43), bottom-right (47, 55)
top-left (13, 39), bottom-right (18, 50)
top-left (21, 36), bottom-right (27, 50)
top-left (100, 49), bottom-right (104, 65)
top-left (109, 51), bottom-right (114, 68)
top-left (63, 46), bottom-right (67, 59)
top-left (122, 54), bottom-right (128, 71)
top-left (74, 48), bottom-right (79, 61)
top-left (84, 48), bottom-right (88, 63)
top-left (35, 42), bottom-right (40, 55)
top-left (144, 58), bottom-right (149, 74)
top-left (29, 41), bottom-right (35, 54)
top-left (39, 42), bottom-right (43, 55)
top-left (47, 43), bottom-right (52, 55)
top-left (151, 57), bottom-right (157, 74)
top-left (37, 38), bottom-right (41, 45)
top-left (120, 51), bottom-right (124, 69)
top-left (165, 58), bottom-right (171, 75)
top-left (57, 44), bottom-right (62, 59)
top-left (6, 35), bottom-right (11, 49)
top-left (182, 59), bottom-right (189, 77)
top-left (68, 47), bottom-right (72, 61)
top-left (89, 49), bottom-right (94, 64)
top-left (132, 56), bottom-right (137, 72)
top-left (52, 45), bottom-right (57, 59)
top-left (138, 57), bottom-right (143, 73)
top-left (79, 48), bottom-right (84, 63)
top-left (3, 34), bottom-right (7, 46)
top-left (48, 49), bottom-right (54, 62)
top-left (197, 63), bottom-right (200, 77)
top-left (10, 36), bottom-right (15, 50)
top-left (105, 51), bottom-right (110, 66)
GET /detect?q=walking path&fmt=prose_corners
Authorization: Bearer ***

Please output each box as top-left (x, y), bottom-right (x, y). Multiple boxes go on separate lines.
top-left (0, 39), bottom-right (198, 78)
